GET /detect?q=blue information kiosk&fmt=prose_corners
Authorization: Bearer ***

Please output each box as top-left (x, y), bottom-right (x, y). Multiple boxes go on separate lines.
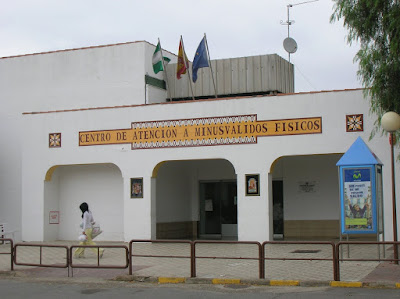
top-left (337, 137), bottom-right (384, 246)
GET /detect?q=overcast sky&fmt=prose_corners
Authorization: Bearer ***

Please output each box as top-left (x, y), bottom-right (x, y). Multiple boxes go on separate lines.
top-left (1, 0), bottom-right (362, 93)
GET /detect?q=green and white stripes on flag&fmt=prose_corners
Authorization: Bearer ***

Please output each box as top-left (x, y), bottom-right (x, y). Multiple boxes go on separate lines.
top-left (152, 42), bottom-right (171, 74)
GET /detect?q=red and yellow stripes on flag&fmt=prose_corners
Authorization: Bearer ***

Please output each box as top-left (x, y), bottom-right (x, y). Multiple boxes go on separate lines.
top-left (176, 38), bottom-right (189, 79)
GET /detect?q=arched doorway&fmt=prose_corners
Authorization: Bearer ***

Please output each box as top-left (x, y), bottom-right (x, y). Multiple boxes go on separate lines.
top-left (271, 154), bottom-right (343, 240)
top-left (44, 163), bottom-right (124, 241)
top-left (154, 159), bottom-right (237, 240)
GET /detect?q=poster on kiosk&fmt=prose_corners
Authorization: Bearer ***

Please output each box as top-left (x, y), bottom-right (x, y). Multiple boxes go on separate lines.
top-left (337, 137), bottom-right (384, 236)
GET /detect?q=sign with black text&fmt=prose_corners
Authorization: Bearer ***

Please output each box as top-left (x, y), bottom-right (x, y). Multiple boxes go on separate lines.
top-left (79, 114), bottom-right (322, 150)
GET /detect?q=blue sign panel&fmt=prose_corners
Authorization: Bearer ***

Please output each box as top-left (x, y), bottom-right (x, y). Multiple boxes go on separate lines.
top-left (344, 168), bottom-right (370, 182)
top-left (340, 167), bottom-right (376, 234)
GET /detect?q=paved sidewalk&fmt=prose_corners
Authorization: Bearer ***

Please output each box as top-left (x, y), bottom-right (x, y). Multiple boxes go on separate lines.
top-left (0, 240), bottom-right (400, 288)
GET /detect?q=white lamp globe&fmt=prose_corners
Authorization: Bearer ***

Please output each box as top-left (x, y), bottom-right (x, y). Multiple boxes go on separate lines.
top-left (382, 111), bottom-right (400, 132)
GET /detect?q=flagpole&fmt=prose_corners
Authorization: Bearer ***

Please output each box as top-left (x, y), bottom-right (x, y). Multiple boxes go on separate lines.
top-left (181, 36), bottom-right (195, 100)
top-left (158, 38), bottom-right (172, 102)
top-left (203, 33), bottom-right (218, 99)
top-left (145, 79), bottom-right (148, 104)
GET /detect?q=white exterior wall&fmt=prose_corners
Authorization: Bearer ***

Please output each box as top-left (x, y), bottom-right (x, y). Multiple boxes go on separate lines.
top-left (21, 88), bottom-right (400, 243)
top-left (156, 162), bottom-right (194, 223)
top-left (0, 41), bottom-right (175, 240)
top-left (275, 154), bottom-right (342, 221)
top-left (4, 42), bottom-right (149, 112)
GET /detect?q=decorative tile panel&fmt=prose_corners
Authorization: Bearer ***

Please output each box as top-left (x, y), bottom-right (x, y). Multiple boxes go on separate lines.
top-left (49, 133), bottom-right (61, 148)
top-left (346, 114), bottom-right (363, 132)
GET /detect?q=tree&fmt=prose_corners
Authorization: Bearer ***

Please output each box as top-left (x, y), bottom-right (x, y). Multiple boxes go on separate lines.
top-left (331, 0), bottom-right (400, 138)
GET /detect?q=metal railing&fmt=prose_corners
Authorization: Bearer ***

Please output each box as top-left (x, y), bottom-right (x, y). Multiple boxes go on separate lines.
top-left (14, 243), bottom-right (69, 275)
top-left (128, 239), bottom-right (193, 276)
top-left (0, 238), bottom-right (13, 270)
top-left (69, 244), bottom-right (129, 277)
top-left (193, 240), bottom-right (262, 278)
top-left (129, 240), bottom-right (262, 278)
top-left (3, 239), bottom-right (399, 281)
top-left (262, 241), bottom-right (337, 280)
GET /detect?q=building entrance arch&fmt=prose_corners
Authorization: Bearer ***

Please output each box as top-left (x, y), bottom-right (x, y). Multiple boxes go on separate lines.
top-left (43, 163), bottom-right (123, 241)
top-left (270, 154), bottom-right (343, 240)
top-left (153, 159), bottom-right (237, 240)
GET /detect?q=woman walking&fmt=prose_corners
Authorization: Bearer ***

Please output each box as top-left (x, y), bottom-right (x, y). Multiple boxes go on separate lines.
top-left (74, 202), bottom-right (104, 258)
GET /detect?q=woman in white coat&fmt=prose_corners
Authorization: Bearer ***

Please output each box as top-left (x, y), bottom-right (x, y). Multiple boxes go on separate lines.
top-left (74, 202), bottom-right (104, 258)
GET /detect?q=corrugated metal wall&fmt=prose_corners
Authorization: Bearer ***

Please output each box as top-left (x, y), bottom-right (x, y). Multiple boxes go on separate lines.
top-left (166, 54), bottom-right (294, 99)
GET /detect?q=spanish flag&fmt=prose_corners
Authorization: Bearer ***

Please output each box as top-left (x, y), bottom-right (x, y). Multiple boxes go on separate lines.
top-left (176, 37), bottom-right (189, 79)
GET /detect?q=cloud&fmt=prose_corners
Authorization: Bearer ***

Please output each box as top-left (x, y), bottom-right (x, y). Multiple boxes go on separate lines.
top-left (0, 0), bottom-right (362, 92)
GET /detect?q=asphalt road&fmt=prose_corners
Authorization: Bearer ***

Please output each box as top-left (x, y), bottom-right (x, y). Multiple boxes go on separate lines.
top-left (0, 278), bottom-right (400, 298)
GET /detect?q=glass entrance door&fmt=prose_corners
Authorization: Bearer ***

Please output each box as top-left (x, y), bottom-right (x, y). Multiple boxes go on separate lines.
top-left (199, 181), bottom-right (237, 239)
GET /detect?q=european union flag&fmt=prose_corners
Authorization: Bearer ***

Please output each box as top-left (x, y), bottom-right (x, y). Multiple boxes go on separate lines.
top-left (192, 37), bottom-right (209, 82)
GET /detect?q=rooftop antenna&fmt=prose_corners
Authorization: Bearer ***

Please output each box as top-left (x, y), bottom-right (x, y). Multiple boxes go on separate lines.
top-left (281, 0), bottom-right (319, 62)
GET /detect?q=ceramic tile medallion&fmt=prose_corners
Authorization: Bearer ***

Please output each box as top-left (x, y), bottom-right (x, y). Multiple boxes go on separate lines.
top-left (49, 133), bottom-right (61, 148)
top-left (346, 114), bottom-right (363, 132)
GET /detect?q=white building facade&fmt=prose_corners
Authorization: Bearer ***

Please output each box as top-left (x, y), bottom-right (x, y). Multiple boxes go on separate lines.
top-left (1, 41), bottom-right (398, 243)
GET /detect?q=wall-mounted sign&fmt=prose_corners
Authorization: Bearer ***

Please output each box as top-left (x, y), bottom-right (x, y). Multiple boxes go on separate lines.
top-left (205, 199), bottom-right (214, 212)
top-left (49, 211), bottom-right (59, 224)
top-left (79, 115), bottom-right (322, 150)
top-left (298, 181), bottom-right (317, 193)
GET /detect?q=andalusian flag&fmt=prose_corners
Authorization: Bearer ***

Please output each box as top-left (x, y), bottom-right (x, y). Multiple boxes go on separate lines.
top-left (176, 38), bottom-right (189, 79)
top-left (152, 41), bottom-right (170, 74)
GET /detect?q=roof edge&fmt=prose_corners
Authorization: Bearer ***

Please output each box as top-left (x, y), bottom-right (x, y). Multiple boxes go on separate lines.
top-left (22, 88), bottom-right (366, 116)
top-left (0, 40), bottom-right (172, 60)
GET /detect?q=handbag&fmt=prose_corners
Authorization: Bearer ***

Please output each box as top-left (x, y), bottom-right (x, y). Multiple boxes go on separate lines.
top-left (92, 224), bottom-right (103, 239)
top-left (78, 234), bottom-right (87, 242)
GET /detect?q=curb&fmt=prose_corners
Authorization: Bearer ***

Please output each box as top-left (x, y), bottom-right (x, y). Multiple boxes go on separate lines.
top-left (330, 281), bottom-right (362, 288)
top-left (270, 280), bottom-right (299, 286)
top-left (299, 280), bottom-right (330, 287)
top-left (158, 277), bottom-right (186, 284)
top-left (113, 275), bottom-right (400, 288)
top-left (211, 278), bottom-right (241, 285)
top-left (0, 271), bottom-right (16, 277)
top-left (2, 273), bottom-right (400, 289)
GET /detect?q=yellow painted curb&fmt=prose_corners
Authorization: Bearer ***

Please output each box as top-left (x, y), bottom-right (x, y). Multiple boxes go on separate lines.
top-left (330, 281), bottom-right (362, 288)
top-left (158, 277), bottom-right (186, 284)
top-left (270, 280), bottom-right (300, 286)
top-left (212, 278), bottom-right (241, 285)
top-left (395, 283), bottom-right (400, 288)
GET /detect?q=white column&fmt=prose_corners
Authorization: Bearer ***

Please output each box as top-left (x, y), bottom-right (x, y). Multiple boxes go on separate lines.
top-left (123, 176), bottom-right (152, 241)
top-left (151, 177), bottom-right (157, 239)
top-left (22, 168), bottom-right (46, 241)
top-left (236, 169), bottom-right (271, 243)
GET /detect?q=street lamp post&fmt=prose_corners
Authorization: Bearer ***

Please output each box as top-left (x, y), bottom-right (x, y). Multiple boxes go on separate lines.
top-left (381, 111), bottom-right (400, 264)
